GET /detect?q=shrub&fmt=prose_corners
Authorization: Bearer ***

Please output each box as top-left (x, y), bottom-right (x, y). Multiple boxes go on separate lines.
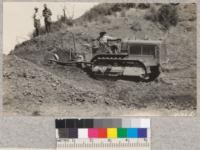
top-left (120, 10), bottom-right (126, 17)
top-left (83, 23), bottom-right (88, 27)
top-left (81, 3), bottom-right (136, 22)
top-left (32, 111), bottom-right (40, 116)
top-left (137, 3), bottom-right (151, 9)
top-left (157, 4), bottom-right (178, 29)
top-left (60, 14), bottom-right (74, 26)
top-left (144, 4), bottom-right (178, 30)
top-left (144, 6), bottom-right (158, 22)
top-left (101, 16), bottom-right (111, 24)
top-left (65, 19), bottom-right (74, 26)
top-left (124, 3), bottom-right (136, 9)
top-left (111, 4), bottom-right (122, 12)
top-left (130, 22), bottom-right (142, 31)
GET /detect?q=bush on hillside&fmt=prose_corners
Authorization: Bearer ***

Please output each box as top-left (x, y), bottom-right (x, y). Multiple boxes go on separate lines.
top-left (101, 16), bottom-right (111, 24)
top-left (137, 3), bottom-right (151, 9)
top-left (144, 4), bottom-right (178, 30)
top-left (60, 16), bottom-right (74, 26)
top-left (120, 10), bottom-right (126, 17)
top-left (157, 4), bottom-right (178, 29)
top-left (144, 6), bottom-right (158, 22)
top-left (111, 3), bottom-right (136, 12)
top-left (111, 3), bottom-right (122, 12)
top-left (81, 3), bottom-right (136, 22)
top-left (130, 22), bottom-right (142, 31)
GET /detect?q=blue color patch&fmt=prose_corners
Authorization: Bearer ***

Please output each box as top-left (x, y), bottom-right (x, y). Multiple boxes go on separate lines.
top-left (138, 128), bottom-right (147, 138)
top-left (127, 128), bottom-right (138, 138)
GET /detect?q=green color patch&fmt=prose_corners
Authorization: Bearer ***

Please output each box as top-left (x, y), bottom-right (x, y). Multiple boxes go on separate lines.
top-left (117, 128), bottom-right (127, 138)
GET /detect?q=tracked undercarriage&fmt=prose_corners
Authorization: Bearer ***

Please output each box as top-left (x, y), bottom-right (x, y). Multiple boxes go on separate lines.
top-left (91, 54), bottom-right (147, 77)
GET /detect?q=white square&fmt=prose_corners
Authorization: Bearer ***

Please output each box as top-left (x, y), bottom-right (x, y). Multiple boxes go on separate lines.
top-left (140, 119), bottom-right (150, 128)
top-left (131, 119), bottom-right (140, 128)
top-left (56, 129), bottom-right (59, 138)
top-left (78, 129), bottom-right (88, 138)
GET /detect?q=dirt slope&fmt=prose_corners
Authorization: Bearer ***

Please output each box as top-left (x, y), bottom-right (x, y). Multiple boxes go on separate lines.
top-left (3, 3), bottom-right (197, 116)
top-left (3, 55), bottom-right (107, 115)
top-left (3, 55), bottom-right (196, 116)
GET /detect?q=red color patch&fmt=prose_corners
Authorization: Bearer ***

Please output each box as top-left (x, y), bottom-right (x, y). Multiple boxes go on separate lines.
top-left (98, 128), bottom-right (107, 138)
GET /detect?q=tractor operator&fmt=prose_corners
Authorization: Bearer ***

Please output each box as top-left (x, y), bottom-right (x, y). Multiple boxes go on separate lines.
top-left (97, 31), bottom-right (121, 54)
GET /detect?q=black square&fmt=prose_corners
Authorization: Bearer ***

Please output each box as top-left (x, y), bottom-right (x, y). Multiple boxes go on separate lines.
top-left (55, 119), bottom-right (65, 128)
top-left (66, 119), bottom-right (78, 128)
top-left (84, 119), bottom-right (93, 128)
top-left (78, 119), bottom-right (84, 128)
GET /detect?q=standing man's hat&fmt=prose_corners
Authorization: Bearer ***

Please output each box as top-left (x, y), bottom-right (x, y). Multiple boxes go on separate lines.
top-left (34, 7), bottom-right (38, 10)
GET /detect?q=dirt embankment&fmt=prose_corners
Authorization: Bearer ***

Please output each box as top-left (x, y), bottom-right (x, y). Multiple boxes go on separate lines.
top-left (3, 54), bottom-right (196, 116)
top-left (3, 55), bottom-right (107, 116)
top-left (3, 3), bottom-right (197, 116)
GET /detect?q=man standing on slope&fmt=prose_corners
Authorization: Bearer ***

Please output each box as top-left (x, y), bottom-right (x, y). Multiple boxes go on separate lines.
top-left (42, 4), bottom-right (52, 33)
top-left (33, 7), bottom-right (41, 36)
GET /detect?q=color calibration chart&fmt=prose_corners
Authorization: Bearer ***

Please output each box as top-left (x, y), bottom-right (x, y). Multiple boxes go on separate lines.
top-left (55, 118), bottom-right (150, 150)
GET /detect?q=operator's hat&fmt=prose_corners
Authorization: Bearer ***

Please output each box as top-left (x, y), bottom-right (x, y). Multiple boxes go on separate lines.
top-left (99, 31), bottom-right (106, 36)
top-left (34, 7), bottom-right (38, 10)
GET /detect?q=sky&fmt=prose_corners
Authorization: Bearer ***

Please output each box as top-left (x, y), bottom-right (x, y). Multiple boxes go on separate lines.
top-left (3, 2), bottom-right (99, 54)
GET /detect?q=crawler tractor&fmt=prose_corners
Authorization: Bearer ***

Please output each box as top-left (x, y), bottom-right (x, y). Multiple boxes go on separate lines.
top-left (45, 33), bottom-right (165, 81)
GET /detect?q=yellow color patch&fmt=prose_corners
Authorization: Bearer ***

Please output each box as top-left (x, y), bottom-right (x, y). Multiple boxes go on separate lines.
top-left (107, 128), bottom-right (117, 138)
